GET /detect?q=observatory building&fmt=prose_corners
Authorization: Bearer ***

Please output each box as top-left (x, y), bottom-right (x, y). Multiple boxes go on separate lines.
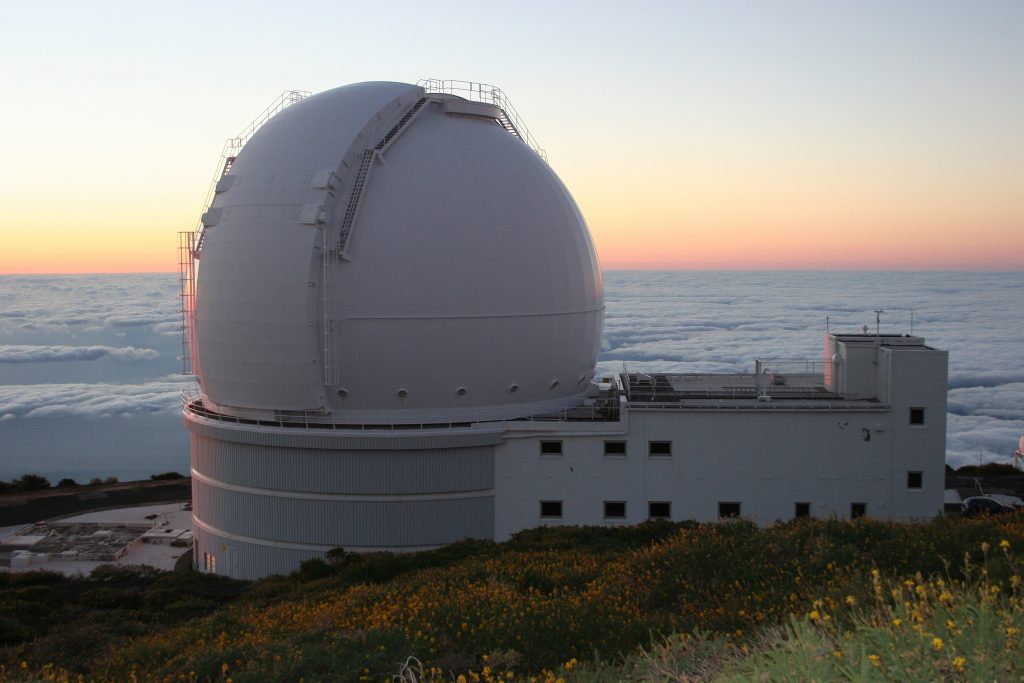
top-left (180, 81), bottom-right (948, 579)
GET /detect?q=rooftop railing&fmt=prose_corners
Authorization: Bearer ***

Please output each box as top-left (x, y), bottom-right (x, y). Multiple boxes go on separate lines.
top-left (181, 388), bottom-right (620, 431)
top-left (418, 79), bottom-right (547, 161)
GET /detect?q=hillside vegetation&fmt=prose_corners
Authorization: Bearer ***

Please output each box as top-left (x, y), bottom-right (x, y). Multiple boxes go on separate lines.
top-left (1, 514), bottom-right (1022, 682)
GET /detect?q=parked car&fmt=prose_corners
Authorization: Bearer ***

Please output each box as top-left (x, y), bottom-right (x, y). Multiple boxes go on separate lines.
top-left (961, 496), bottom-right (1016, 517)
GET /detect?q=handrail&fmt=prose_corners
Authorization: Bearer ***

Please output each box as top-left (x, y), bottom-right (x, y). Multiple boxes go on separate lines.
top-left (417, 79), bottom-right (547, 162)
top-left (181, 388), bottom-right (619, 431)
top-left (192, 90), bottom-right (311, 257)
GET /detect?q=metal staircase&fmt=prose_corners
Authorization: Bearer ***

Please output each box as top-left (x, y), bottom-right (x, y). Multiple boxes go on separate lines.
top-left (377, 97), bottom-right (427, 151)
top-left (334, 96), bottom-right (428, 254)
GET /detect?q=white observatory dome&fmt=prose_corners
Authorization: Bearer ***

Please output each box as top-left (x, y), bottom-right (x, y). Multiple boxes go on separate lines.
top-left (193, 81), bottom-right (603, 423)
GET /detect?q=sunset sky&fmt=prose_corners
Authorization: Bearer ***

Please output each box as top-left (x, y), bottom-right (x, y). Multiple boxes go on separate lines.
top-left (1, 0), bottom-right (1021, 273)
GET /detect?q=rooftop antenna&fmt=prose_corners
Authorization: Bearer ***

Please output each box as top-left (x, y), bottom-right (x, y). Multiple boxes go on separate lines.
top-left (826, 315), bottom-right (830, 334)
top-left (873, 309), bottom-right (885, 336)
top-left (909, 310), bottom-right (914, 335)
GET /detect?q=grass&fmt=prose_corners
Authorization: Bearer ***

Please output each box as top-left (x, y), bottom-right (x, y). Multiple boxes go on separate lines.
top-left (1, 513), bottom-right (1022, 682)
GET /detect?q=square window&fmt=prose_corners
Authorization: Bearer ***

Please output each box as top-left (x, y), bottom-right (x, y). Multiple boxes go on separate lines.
top-left (604, 501), bottom-right (626, 519)
top-left (794, 502), bottom-right (811, 518)
top-left (909, 407), bottom-right (925, 425)
top-left (648, 501), bottom-right (671, 519)
top-left (851, 502), bottom-right (867, 519)
top-left (648, 441), bottom-right (672, 457)
top-left (540, 500), bottom-right (562, 518)
top-left (718, 502), bottom-right (741, 518)
top-left (907, 471), bottom-right (923, 489)
top-left (539, 440), bottom-right (563, 456)
top-left (604, 440), bottom-right (627, 456)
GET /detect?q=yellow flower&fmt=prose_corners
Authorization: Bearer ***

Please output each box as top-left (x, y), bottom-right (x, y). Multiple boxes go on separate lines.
top-left (892, 618), bottom-right (902, 627)
top-left (832, 650), bottom-right (843, 659)
top-left (845, 595), bottom-right (856, 606)
top-left (999, 540), bottom-right (1010, 550)
top-left (932, 637), bottom-right (944, 651)
top-left (952, 656), bottom-right (966, 672)
top-left (868, 654), bottom-right (880, 667)
top-left (1007, 627), bottom-right (1018, 637)
top-left (809, 610), bottom-right (821, 621)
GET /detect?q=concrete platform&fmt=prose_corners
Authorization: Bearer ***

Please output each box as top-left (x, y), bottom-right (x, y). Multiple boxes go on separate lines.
top-left (0, 503), bottom-right (192, 576)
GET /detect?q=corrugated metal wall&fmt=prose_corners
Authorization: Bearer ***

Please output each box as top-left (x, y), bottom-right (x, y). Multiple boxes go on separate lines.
top-left (193, 478), bottom-right (492, 546)
top-left (187, 419), bottom-right (504, 450)
top-left (187, 416), bottom-right (497, 579)
top-left (191, 435), bottom-right (492, 494)
top-left (195, 517), bottom-right (328, 580)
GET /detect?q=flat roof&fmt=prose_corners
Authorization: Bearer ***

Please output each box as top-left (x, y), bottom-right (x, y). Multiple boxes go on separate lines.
top-left (621, 372), bottom-right (883, 410)
top-left (830, 333), bottom-right (935, 350)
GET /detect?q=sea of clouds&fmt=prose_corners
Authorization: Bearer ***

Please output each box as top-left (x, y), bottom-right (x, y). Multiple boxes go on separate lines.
top-left (0, 271), bottom-right (1021, 480)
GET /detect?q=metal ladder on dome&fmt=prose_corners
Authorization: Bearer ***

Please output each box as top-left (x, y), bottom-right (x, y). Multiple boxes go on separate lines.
top-left (334, 96), bottom-right (428, 254)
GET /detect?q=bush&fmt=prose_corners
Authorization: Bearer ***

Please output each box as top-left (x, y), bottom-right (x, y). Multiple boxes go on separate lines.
top-left (295, 558), bottom-right (333, 582)
top-left (150, 471), bottom-right (186, 480)
top-left (956, 462), bottom-right (1021, 476)
top-left (57, 477), bottom-right (78, 488)
top-left (6, 515), bottom-right (1024, 682)
top-left (16, 473), bottom-right (51, 491)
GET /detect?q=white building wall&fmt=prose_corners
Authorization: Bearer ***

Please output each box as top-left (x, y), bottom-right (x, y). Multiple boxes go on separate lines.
top-left (494, 342), bottom-right (946, 536)
top-left (881, 346), bottom-right (948, 520)
top-left (494, 408), bottom-right (902, 537)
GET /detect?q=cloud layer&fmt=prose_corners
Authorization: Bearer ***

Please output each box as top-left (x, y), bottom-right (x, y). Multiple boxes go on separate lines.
top-left (1, 271), bottom-right (1022, 470)
top-left (0, 379), bottom-right (188, 419)
top-left (0, 345), bottom-right (159, 363)
top-left (0, 273), bottom-right (180, 338)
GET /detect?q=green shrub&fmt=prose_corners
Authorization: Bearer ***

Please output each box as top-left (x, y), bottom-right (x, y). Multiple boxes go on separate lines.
top-left (149, 471), bottom-right (186, 480)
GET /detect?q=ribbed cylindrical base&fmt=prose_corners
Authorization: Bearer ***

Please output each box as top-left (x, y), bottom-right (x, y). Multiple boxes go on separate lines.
top-left (186, 411), bottom-right (499, 579)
